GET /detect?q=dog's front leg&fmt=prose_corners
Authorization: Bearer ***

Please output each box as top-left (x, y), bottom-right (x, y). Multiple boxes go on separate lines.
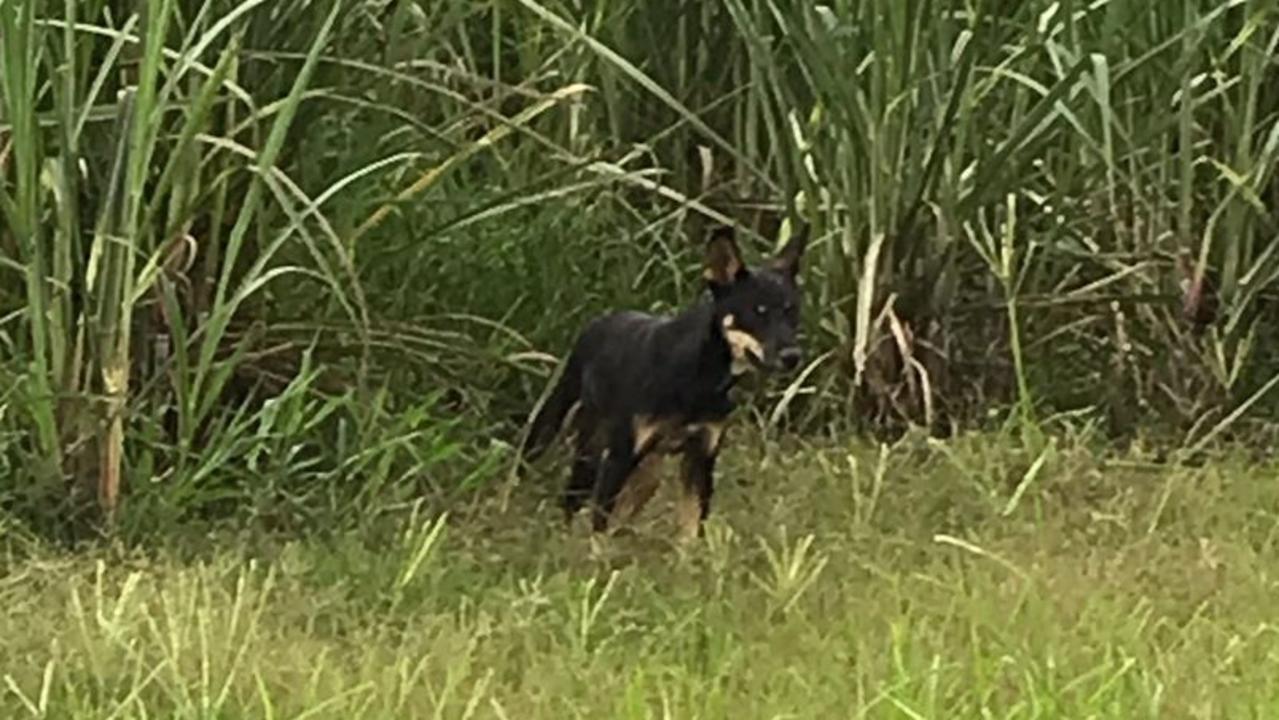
top-left (675, 424), bottom-right (724, 543)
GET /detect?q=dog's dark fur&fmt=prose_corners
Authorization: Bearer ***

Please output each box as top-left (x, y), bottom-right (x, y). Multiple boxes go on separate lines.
top-left (521, 224), bottom-right (809, 541)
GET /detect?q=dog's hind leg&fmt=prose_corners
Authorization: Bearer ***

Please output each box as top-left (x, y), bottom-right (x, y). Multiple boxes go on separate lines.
top-left (612, 453), bottom-right (662, 527)
top-left (562, 408), bottom-right (601, 524)
top-left (590, 422), bottom-right (646, 533)
top-left (563, 447), bottom-right (599, 524)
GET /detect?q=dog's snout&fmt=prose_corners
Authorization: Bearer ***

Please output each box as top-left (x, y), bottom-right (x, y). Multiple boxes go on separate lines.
top-left (779, 347), bottom-right (802, 371)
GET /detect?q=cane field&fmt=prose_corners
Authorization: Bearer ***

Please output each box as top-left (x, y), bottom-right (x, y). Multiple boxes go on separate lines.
top-left (3, 0), bottom-right (1279, 717)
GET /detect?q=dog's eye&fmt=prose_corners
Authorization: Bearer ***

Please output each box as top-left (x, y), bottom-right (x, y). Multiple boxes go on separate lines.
top-left (755, 304), bottom-right (769, 316)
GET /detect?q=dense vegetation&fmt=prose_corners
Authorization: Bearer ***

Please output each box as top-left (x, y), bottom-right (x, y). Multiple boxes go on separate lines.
top-left (2, 0), bottom-right (1277, 534)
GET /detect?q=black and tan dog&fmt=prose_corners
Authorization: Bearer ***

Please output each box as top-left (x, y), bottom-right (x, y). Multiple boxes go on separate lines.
top-left (521, 223), bottom-right (808, 542)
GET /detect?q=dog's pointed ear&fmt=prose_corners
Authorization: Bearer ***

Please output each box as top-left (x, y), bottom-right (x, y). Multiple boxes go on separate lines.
top-left (771, 224), bottom-right (809, 279)
top-left (704, 226), bottom-right (747, 291)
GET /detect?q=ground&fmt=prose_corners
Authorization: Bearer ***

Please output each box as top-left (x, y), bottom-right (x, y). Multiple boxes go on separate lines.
top-left (3, 430), bottom-right (1278, 718)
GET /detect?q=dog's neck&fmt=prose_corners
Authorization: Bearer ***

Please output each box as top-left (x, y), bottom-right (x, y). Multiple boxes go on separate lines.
top-left (707, 305), bottom-right (753, 390)
top-left (661, 297), bottom-right (747, 406)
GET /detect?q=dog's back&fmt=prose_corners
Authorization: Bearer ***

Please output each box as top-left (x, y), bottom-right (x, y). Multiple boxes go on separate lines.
top-left (522, 307), bottom-right (700, 458)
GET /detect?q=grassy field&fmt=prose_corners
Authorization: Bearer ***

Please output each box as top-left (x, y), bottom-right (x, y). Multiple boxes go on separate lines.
top-left (5, 431), bottom-right (1279, 718)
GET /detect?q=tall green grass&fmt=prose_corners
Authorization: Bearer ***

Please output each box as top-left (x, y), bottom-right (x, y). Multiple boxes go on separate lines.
top-left (3, 0), bottom-right (1279, 529)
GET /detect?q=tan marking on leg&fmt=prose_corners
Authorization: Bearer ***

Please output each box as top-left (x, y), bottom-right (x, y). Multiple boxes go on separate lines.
top-left (699, 422), bottom-right (726, 454)
top-left (669, 423), bottom-right (725, 544)
top-left (610, 416), bottom-right (674, 531)
top-left (632, 415), bottom-right (664, 454)
top-left (612, 454), bottom-right (663, 524)
top-left (673, 479), bottom-right (701, 544)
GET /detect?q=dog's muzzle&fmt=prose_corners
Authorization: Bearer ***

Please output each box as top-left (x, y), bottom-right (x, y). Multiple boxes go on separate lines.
top-left (777, 346), bottom-right (802, 372)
